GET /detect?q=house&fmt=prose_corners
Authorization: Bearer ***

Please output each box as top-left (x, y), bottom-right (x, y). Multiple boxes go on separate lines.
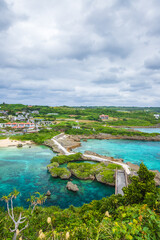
top-left (31, 110), bottom-right (39, 114)
top-left (72, 126), bottom-right (80, 129)
top-left (0, 110), bottom-right (8, 115)
top-left (154, 114), bottom-right (160, 119)
top-left (99, 114), bottom-right (109, 120)
top-left (8, 115), bottom-right (17, 121)
top-left (17, 115), bottom-right (26, 121)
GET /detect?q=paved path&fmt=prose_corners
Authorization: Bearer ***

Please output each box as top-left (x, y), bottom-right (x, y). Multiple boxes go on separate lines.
top-left (52, 134), bottom-right (131, 175)
top-left (83, 154), bottom-right (130, 174)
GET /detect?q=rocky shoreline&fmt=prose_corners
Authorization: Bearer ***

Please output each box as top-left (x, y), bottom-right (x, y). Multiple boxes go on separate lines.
top-left (126, 162), bottom-right (160, 186)
top-left (50, 133), bottom-right (160, 154)
top-left (44, 133), bottom-right (160, 155)
top-left (70, 133), bottom-right (160, 143)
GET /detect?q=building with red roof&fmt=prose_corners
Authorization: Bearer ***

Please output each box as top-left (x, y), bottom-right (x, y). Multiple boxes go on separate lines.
top-left (99, 114), bottom-right (109, 120)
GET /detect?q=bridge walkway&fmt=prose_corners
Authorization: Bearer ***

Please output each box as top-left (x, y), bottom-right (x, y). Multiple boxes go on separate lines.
top-left (115, 170), bottom-right (128, 196)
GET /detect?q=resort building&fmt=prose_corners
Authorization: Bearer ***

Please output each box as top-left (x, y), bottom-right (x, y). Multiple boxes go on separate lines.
top-left (3, 122), bottom-right (35, 129)
top-left (99, 114), bottom-right (109, 120)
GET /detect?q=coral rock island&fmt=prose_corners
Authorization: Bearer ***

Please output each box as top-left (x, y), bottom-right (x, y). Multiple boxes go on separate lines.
top-left (47, 153), bottom-right (123, 186)
top-left (66, 181), bottom-right (79, 192)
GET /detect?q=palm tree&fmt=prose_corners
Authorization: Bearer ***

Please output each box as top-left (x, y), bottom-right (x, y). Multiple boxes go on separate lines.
top-left (27, 192), bottom-right (47, 214)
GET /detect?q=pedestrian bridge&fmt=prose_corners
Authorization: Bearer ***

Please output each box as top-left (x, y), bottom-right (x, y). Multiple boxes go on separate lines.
top-left (115, 170), bottom-right (128, 196)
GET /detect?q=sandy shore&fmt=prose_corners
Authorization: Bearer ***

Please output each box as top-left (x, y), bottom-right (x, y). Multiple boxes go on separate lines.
top-left (0, 138), bottom-right (33, 147)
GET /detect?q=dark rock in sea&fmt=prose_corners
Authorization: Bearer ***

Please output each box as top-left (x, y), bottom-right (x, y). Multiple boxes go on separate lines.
top-left (66, 181), bottom-right (79, 192)
top-left (17, 144), bottom-right (23, 148)
top-left (29, 145), bottom-right (31, 148)
top-left (46, 190), bottom-right (51, 196)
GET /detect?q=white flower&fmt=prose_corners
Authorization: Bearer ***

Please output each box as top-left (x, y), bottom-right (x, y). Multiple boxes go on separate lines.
top-left (66, 231), bottom-right (70, 239)
top-left (47, 217), bottom-right (51, 224)
top-left (39, 231), bottom-right (45, 239)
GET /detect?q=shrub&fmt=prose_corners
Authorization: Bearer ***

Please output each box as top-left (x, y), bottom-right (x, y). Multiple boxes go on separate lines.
top-left (49, 167), bottom-right (71, 178)
top-left (51, 153), bottom-right (82, 164)
top-left (106, 163), bottom-right (122, 170)
top-left (101, 170), bottom-right (115, 184)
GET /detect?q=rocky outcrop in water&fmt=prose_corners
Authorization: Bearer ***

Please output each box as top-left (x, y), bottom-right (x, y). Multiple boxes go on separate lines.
top-left (46, 190), bottom-right (51, 196)
top-left (96, 173), bottom-right (115, 186)
top-left (66, 181), bottom-right (79, 192)
top-left (17, 144), bottom-right (23, 148)
top-left (47, 162), bottom-right (59, 170)
top-left (49, 167), bottom-right (71, 179)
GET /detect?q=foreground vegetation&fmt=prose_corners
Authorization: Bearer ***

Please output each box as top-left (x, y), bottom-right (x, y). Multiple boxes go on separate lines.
top-left (0, 163), bottom-right (160, 239)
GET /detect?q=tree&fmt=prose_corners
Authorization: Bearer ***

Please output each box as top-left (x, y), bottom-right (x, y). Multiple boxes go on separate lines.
top-left (123, 163), bottom-right (157, 204)
top-left (1, 190), bottom-right (28, 240)
top-left (1, 191), bottom-right (47, 240)
top-left (27, 192), bottom-right (47, 214)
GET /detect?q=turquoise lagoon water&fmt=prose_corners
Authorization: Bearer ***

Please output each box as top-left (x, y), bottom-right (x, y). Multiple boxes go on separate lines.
top-left (75, 139), bottom-right (160, 171)
top-left (134, 128), bottom-right (160, 134)
top-left (0, 145), bottom-right (114, 208)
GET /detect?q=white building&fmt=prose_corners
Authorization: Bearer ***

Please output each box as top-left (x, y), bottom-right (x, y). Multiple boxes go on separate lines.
top-left (154, 114), bottom-right (160, 119)
top-left (31, 110), bottom-right (39, 114)
top-left (72, 126), bottom-right (81, 129)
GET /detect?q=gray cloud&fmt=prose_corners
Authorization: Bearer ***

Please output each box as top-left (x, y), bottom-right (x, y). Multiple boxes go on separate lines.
top-left (145, 56), bottom-right (160, 70)
top-left (0, 0), bottom-right (14, 31)
top-left (0, 0), bottom-right (160, 106)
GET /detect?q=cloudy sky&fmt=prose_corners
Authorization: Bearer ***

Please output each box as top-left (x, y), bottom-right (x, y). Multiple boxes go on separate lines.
top-left (0, 0), bottom-right (160, 106)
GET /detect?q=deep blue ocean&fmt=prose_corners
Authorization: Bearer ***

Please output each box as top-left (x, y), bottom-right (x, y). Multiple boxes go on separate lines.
top-left (0, 145), bottom-right (114, 208)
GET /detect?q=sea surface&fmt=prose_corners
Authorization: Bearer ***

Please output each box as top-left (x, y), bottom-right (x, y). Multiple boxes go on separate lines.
top-left (0, 145), bottom-right (114, 208)
top-left (75, 139), bottom-right (160, 171)
top-left (134, 128), bottom-right (160, 134)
